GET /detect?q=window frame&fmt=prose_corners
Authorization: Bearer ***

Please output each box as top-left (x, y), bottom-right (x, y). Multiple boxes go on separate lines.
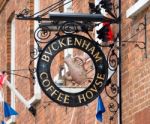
top-left (126, 0), bottom-right (150, 18)
top-left (28, 0), bottom-right (41, 105)
top-left (64, 0), bottom-right (72, 12)
top-left (6, 15), bottom-right (16, 124)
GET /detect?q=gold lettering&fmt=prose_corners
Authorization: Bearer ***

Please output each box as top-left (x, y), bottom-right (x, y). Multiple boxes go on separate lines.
top-left (40, 72), bottom-right (48, 80)
top-left (95, 74), bottom-right (105, 86)
top-left (51, 42), bottom-right (59, 51)
top-left (74, 38), bottom-right (82, 46)
top-left (46, 85), bottom-right (54, 92)
top-left (82, 40), bottom-right (90, 50)
top-left (67, 37), bottom-right (73, 46)
top-left (42, 55), bottom-right (50, 62)
top-left (90, 84), bottom-right (97, 93)
top-left (78, 94), bottom-right (86, 103)
top-left (45, 47), bottom-right (52, 56)
top-left (58, 39), bottom-right (66, 47)
top-left (88, 46), bottom-right (95, 55)
top-left (51, 90), bottom-right (59, 97)
top-left (95, 80), bottom-right (103, 87)
top-left (64, 95), bottom-right (70, 104)
top-left (57, 92), bottom-right (64, 102)
top-left (93, 52), bottom-right (102, 62)
top-left (86, 91), bottom-right (93, 99)
top-left (97, 74), bottom-right (105, 80)
top-left (42, 79), bottom-right (51, 87)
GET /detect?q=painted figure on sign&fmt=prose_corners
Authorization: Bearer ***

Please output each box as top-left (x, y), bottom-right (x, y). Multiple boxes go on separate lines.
top-left (63, 54), bottom-right (87, 85)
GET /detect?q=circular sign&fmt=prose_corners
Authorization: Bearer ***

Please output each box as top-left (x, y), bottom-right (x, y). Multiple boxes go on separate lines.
top-left (37, 34), bottom-right (108, 107)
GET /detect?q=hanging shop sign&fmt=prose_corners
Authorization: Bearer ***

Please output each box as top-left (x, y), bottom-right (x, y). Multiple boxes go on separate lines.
top-left (37, 34), bottom-right (108, 107)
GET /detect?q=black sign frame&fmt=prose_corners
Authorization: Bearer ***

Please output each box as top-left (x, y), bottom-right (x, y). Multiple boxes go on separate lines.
top-left (37, 34), bottom-right (108, 107)
top-left (16, 0), bottom-right (121, 121)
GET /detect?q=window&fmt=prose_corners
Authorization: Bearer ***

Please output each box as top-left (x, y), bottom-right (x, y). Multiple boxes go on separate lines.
top-left (126, 0), bottom-right (150, 18)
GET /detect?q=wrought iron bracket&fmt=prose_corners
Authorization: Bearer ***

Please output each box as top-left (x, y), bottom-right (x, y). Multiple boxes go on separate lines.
top-left (15, 0), bottom-right (122, 123)
top-left (122, 14), bottom-right (147, 58)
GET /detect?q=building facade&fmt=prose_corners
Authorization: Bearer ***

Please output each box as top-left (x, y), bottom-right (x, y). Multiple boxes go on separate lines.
top-left (0, 0), bottom-right (150, 124)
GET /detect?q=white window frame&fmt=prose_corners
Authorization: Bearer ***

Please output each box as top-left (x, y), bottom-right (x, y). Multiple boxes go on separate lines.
top-left (64, 0), bottom-right (72, 13)
top-left (126, 0), bottom-right (150, 18)
top-left (6, 2), bottom-right (41, 123)
top-left (28, 0), bottom-right (41, 105)
top-left (6, 17), bottom-right (16, 124)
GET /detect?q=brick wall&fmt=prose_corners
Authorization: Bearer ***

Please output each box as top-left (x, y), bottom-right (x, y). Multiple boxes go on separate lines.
top-left (0, 0), bottom-right (150, 124)
top-left (0, 0), bottom-right (35, 123)
top-left (121, 0), bottom-right (150, 124)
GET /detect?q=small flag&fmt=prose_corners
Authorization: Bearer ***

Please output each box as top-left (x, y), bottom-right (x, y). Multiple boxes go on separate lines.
top-left (96, 96), bottom-right (105, 122)
top-left (0, 74), bottom-right (6, 88)
top-left (97, 22), bottom-right (114, 44)
top-left (1, 121), bottom-right (5, 124)
top-left (4, 101), bottom-right (18, 117)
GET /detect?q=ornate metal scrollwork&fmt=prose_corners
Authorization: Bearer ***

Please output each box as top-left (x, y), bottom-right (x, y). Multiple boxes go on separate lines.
top-left (107, 46), bottom-right (119, 71)
top-left (122, 14), bottom-right (147, 58)
top-left (105, 82), bottom-right (119, 121)
top-left (60, 21), bottom-right (79, 34)
top-left (59, 21), bottom-right (94, 34)
top-left (29, 46), bottom-right (42, 80)
top-left (30, 48), bottom-right (40, 59)
top-left (16, 0), bottom-right (121, 122)
top-left (34, 27), bottom-right (51, 43)
top-left (104, 40), bottom-right (120, 123)
top-left (29, 51), bottom-right (38, 80)
top-left (16, 8), bottom-right (31, 18)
